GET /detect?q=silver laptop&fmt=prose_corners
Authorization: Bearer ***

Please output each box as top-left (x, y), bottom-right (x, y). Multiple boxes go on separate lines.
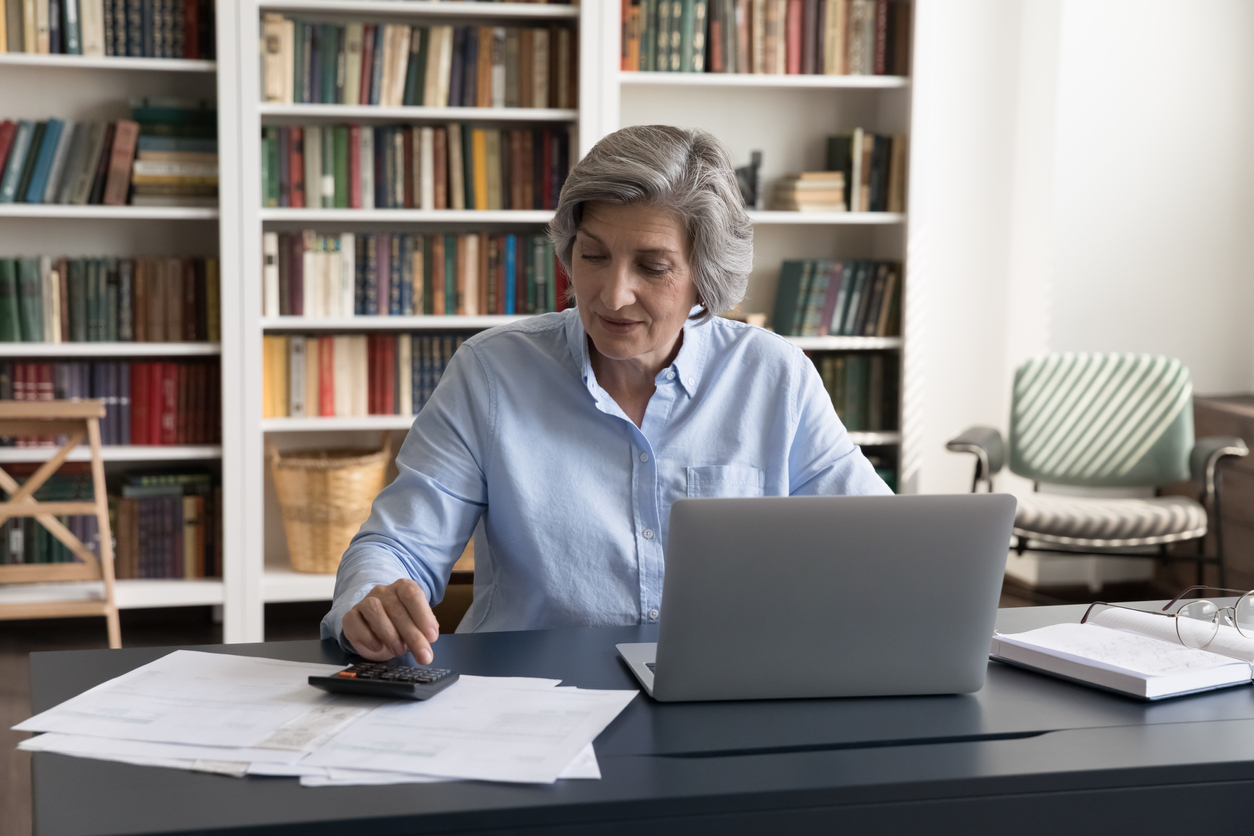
top-left (617, 494), bottom-right (1016, 701)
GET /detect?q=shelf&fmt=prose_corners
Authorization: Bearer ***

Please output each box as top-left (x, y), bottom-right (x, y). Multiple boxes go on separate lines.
top-left (0, 342), bottom-right (221, 357)
top-left (257, 0), bottom-right (580, 20)
top-left (260, 208), bottom-right (553, 223)
top-left (620, 71), bottom-right (909, 89)
top-left (0, 53), bottom-right (216, 72)
top-left (263, 415), bottom-right (414, 432)
top-left (259, 104), bottom-right (578, 122)
top-left (848, 432), bottom-right (902, 446)
top-left (747, 211), bottom-right (905, 225)
top-left (0, 445), bottom-right (223, 463)
top-left (262, 315), bottom-right (526, 331)
top-left (264, 559), bottom-right (336, 603)
top-left (0, 205), bottom-right (218, 220)
top-left (788, 336), bottom-right (902, 350)
top-left (114, 578), bottom-right (225, 609)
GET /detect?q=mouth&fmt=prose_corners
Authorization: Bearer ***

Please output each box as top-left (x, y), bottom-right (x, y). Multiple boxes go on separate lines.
top-left (597, 314), bottom-right (641, 334)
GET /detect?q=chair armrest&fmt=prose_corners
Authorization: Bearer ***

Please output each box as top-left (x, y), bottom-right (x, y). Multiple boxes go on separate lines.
top-left (1190, 436), bottom-right (1249, 498)
top-left (946, 427), bottom-right (1005, 491)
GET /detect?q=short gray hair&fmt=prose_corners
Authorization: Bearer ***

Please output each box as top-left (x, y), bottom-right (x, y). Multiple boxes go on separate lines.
top-left (549, 125), bottom-right (753, 320)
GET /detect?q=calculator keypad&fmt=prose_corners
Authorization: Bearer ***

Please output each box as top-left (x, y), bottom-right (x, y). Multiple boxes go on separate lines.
top-left (337, 662), bottom-right (454, 685)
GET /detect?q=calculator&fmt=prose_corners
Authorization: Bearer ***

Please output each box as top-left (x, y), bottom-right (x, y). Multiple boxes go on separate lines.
top-left (308, 660), bottom-right (460, 700)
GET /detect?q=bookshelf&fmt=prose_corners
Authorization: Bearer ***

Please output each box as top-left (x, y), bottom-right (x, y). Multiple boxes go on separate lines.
top-left (234, 0), bottom-right (589, 642)
top-left (0, 3), bottom-right (234, 616)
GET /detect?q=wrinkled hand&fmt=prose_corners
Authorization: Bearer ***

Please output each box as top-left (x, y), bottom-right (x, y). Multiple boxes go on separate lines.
top-left (342, 579), bottom-right (440, 663)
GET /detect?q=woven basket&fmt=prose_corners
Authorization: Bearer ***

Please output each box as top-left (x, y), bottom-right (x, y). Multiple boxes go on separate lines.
top-left (267, 436), bottom-right (392, 574)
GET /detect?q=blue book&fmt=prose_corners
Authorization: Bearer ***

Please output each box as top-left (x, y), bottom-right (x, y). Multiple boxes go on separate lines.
top-left (24, 119), bottom-right (64, 204)
top-left (448, 28), bottom-right (465, 110)
top-left (504, 235), bottom-right (516, 315)
top-left (0, 122), bottom-right (35, 204)
top-left (389, 234), bottom-right (402, 316)
top-left (63, 0), bottom-right (82, 54)
top-left (399, 234), bottom-right (413, 316)
top-left (354, 233), bottom-right (368, 315)
top-left (462, 27), bottom-right (478, 107)
top-left (370, 25), bottom-right (385, 106)
top-left (136, 136), bottom-right (218, 153)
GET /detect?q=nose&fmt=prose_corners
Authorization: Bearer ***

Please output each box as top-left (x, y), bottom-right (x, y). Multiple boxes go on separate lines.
top-left (601, 259), bottom-right (636, 311)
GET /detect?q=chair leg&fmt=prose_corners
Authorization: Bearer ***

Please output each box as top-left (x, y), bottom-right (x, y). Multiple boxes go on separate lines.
top-left (105, 605), bottom-right (121, 649)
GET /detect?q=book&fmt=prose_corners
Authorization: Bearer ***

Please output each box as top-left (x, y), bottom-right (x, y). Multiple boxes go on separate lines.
top-left (992, 607), bottom-right (1254, 701)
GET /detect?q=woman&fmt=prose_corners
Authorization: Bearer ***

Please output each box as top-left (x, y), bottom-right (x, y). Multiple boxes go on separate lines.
top-left (321, 125), bottom-right (890, 662)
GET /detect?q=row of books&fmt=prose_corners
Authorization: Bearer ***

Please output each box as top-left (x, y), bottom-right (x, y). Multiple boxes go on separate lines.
top-left (0, 101), bottom-right (218, 207)
top-left (0, 256), bottom-right (220, 343)
top-left (825, 130), bottom-right (906, 213)
top-left (863, 452), bottom-right (896, 492)
top-left (621, 0), bottom-right (910, 76)
top-left (260, 123), bottom-right (570, 212)
top-left (113, 472), bottom-right (221, 579)
top-left (262, 231), bottom-right (568, 319)
top-left (814, 351), bottom-right (898, 432)
top-left (0, 462), bottom-right (98, 565)
top-left (1, 0), bottom-right (215, 59)
top-left (772, 259), bottom-right (900, 337)
top-left (262, 333), bottom-right (465, 419)
top-left (0, 360), bottom-right (222, 446)
top-left (260, 16), bottom-right (578, 110)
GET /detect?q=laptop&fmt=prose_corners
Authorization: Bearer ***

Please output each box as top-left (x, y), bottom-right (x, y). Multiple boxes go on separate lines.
top-left (617, 494), bottom-right (1016, 701)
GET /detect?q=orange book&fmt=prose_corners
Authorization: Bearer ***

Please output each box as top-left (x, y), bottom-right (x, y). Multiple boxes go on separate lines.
top-left (102, 120), bottom-right (140, 206)
top-left (477, 27), bottom-right (493, 108)
top-left (318, 336), bottom-right (335, 417)
top-left (432, 127), bottom-right (448, 209)
top-left (472, 129), bottom-right (488, 211)
top-left (432, 234), bottom-right (446, 315)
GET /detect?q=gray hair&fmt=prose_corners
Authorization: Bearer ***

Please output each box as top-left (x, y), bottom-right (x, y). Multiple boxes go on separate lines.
top-left (549, 125), bottom-right (754, 320)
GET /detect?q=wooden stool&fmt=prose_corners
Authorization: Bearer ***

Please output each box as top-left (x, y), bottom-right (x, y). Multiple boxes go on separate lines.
top-left (0, 401), bottom-right (120, 648)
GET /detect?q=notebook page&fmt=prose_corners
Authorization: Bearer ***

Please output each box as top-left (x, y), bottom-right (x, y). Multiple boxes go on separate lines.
top-left (997, 623), bottom-right (1241, 678)
top-left (1090, 607), bottom-right (1254, 663)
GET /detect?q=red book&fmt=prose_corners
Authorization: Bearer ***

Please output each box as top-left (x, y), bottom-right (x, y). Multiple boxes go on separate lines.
top-left (102, 120), bottom-right (140, 206)
top-left (160, 363), bottom-right (177, 445)
top-left (402, 127), bottom-right (415, 209)
top-left (147, 364), bottom-right (163, 445)
top-left (554, 255), bottom-right (569, 311)
top-left (381, 336), bottom-right (395, 415)
top-left (786, 0), bottom-right (802, 74)
top-left (318, 338), bottom-right (335, 417)
top-left (290, 126), bottom-right (305, 208)
top-left (0, 121), bottom-right (17, 174)
top-left (177, 364), bottom-right (190, 444)
top-left (347, 124), bottom-right (361, 208)
top-left (359, 25), bottom-right (376, 105)
top-left (130, 364), bottom-right (148, 445)
top-left (183, 0), bottom-right (199, 58)
top-left (873, 0), bottom-right (889, 75)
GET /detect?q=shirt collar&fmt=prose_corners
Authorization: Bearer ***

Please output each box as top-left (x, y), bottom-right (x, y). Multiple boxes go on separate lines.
top-left (563, 306), bottom-right (711, 399)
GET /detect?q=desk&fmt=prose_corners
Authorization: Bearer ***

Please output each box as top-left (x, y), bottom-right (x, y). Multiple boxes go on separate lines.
top-left (27, 604), bottom-right (1254, 835)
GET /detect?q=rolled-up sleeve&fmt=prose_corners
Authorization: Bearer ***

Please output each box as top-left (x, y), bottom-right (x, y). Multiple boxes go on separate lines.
top-left (320, 344), bottom-right (494, 650)
top-left (787, 350), bottom-right (893, 497)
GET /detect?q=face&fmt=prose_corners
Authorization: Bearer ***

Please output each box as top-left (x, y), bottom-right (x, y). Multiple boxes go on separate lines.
top-left (571, 201), bottom-right (699, 375)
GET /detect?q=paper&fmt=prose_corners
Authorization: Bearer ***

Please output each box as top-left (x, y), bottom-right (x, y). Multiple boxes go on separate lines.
top-left (15, 651), bottom-right (346, 747)
top-left (997, 622), bottom-right (1245, 678)
top-left (303, 685), bottom-right (636, 783)
top-left (1090, 606), bottom-right (1254, 663)
top-left (299, 743), bottom-right (602, 786)
top-left (20, 732), bottom-right (307, 764)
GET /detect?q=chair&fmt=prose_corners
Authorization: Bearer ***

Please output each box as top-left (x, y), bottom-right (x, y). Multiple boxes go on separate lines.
top-left (947, 353), bottom-right (1249, 588)
top-left (0, 400), bottom-right (120, 648)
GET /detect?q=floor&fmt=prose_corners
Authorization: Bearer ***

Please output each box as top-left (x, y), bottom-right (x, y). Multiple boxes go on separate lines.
top-left (0, 580), bottom-right (1159, 836)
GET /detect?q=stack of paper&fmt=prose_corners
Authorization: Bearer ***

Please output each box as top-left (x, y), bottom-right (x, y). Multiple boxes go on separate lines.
top-left (14, 650), bottom-right (638, 785)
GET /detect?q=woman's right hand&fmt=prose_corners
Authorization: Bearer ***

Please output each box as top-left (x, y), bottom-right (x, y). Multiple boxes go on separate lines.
top-left (342, 579), bottom-right (441, 663)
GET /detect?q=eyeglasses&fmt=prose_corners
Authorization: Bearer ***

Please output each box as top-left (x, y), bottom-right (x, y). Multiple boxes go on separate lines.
top-left (1080, 586), bottom-right (1254, 651)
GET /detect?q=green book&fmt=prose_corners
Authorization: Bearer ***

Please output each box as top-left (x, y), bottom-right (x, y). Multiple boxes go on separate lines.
top-left (403, 27), bottom-right (428, 106)
top-left (321, 24), bottom-right (338, 104)
top-left (87, 259), bottom-right (100, 342)
top-left (642, 0), bottom-right (658, 71)
top-left (461, 125), bottom-right (476, 210)
top-left (261, 127), bottom-right (276, 207)
top-left (15, 122), bottom-right (47, 207)
top-left (678, 0), bottom-right (695, 72)
top-left (845, 355), bottom-right (869, 431)
top-left (0, 260), bottom-right (20, 342)
top-left (772, 260), bottom-right (807, 336)
top-left (443, 233), bottom-right (456, 315)
top-left (0, 121), bottom-right (36, 204)
top-left (320, 127), bottom-right (334, 208)
top-left (105, 258), bottom-right (119, 342)
top-left (838, 261), bottom-right (868, 336)
top-left (422, 233), bottom-right (434, 315)
top-left (293, 21), bottom-right (306, 104)
top-left (69, 260), bottom-right (87, 342)
top-left (656, 1), bottom-right (672, 74)
top-left (333, 125), bottom-right (348, 209)
top-left (16, 258), bottom-right (44, 343)
top-left (691, 0), bottom-right (708, 71)
top-left (545, 239), bottom-right (556, 314)
top-left (525, 236), bottom-right (537, 314)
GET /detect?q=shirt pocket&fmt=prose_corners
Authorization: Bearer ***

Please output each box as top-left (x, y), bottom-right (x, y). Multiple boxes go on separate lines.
top-left (686, 465), bottom-right (765, 499)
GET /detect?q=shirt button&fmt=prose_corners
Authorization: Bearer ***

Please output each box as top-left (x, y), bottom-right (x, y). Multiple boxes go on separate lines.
top-left (649, 609), bottom-right (659, 620)
top-left (639, 452), bottom-right (648, 463)
top-left (666, 371), bottom-right (676, 380)
top-left (643, 528), bottom-right (654, 539)
top-left (687, 377), bottom-right (695, 386)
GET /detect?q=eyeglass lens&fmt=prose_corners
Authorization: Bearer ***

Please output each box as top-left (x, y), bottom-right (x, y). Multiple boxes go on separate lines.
top-left (1233, 594), bottom-right (1254, 636)
top-left (1176, 600), bottom-right (1219, 649)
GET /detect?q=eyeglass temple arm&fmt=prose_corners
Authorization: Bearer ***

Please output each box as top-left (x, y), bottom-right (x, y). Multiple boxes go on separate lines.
top-left (1162, 586), bottom-right (1252, 611)
top-left (1081, 602), bottom-right (1176, 624)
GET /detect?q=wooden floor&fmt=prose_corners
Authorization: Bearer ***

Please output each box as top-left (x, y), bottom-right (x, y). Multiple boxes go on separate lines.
top-left (1, 580), bottom-right (1153, 836)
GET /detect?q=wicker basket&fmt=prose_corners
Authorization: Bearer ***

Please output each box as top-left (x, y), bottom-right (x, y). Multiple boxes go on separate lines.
top-left (267, 436), bottom-right (392, 574)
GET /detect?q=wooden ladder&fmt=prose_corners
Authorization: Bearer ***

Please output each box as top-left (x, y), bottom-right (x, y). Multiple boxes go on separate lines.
top-left (0, 400), bottom-right (119, 648)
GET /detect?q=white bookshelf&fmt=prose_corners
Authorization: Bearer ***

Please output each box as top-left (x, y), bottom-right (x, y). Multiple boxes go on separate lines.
top-left (236, 0), bottom-right (590, 641)
top-left (747, 210), bottom-right (904, 225)
top-left (619, 71), bottom-right (909, 89)
top-left (0, 11), bottom-right (232, 622)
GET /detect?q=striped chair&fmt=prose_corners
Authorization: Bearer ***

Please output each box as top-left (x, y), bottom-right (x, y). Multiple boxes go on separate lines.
top-left (947, 353), bottom-right (1248, 586)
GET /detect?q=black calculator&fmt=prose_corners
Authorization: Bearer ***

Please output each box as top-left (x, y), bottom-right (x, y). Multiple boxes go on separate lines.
top-left (308, 660), bottom-right (460, 700)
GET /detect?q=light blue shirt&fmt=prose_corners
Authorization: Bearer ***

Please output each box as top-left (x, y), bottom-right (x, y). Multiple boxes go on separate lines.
top-left (321, 308), bottom-right (890, 647)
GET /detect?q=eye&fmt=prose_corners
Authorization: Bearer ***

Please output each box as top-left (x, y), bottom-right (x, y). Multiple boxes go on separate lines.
top-left (580, 253), bottom-right (607, 263)
top-left (641, 263), bottom-right (669, 277)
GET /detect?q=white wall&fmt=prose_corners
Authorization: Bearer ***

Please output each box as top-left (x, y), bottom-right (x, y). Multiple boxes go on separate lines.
top-left (1049, 0), bottom-right (1254, 396)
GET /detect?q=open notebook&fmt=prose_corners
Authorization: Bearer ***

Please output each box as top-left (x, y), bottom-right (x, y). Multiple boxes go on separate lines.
top-left (991, 607), bottom-right (1254, 700)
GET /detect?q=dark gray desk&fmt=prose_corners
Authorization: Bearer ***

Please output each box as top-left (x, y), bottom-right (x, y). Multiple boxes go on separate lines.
top-left (27, 604), bottom-right (1254, 836)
